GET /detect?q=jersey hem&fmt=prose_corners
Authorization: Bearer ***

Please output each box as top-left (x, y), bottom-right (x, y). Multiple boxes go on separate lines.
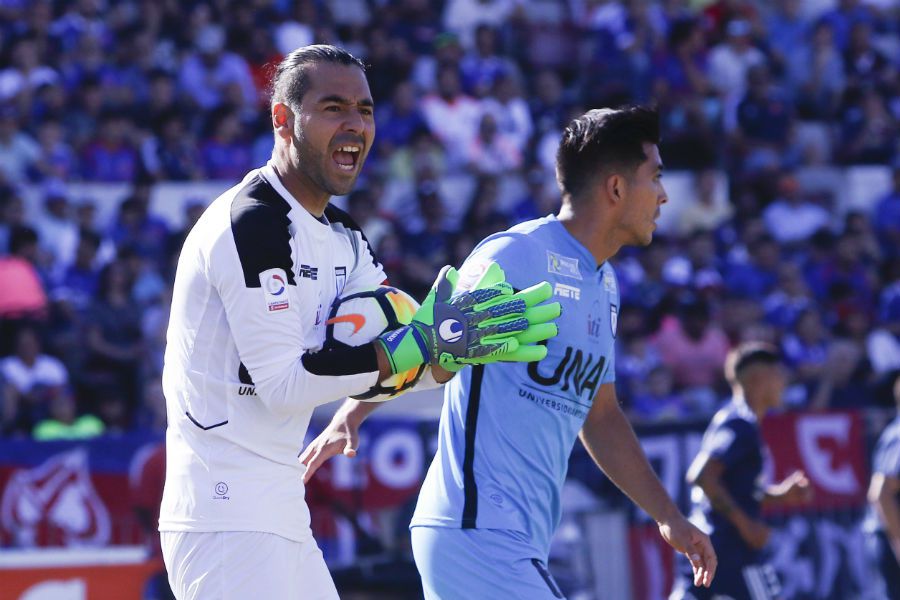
top-left (158, 522), bottom-right (313, 544)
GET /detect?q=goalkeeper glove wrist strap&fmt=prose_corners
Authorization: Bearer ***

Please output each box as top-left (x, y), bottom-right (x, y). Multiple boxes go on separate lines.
top-left (377, 324), bottom-right (430, 374)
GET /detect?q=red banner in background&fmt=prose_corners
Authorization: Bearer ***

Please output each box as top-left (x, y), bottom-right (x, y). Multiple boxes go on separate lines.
top-left (762, 411), bottom-right (868, 510)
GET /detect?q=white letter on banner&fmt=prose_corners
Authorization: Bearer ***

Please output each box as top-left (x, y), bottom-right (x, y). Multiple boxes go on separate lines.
top-left (371, 430), bottom-right (423, 489)
top-left (796, 414), bottom-right (858, 495)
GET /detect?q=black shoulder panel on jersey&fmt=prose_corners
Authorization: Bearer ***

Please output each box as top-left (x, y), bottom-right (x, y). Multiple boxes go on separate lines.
top-left (324, 204), bottom-right (382, 269)
top-left (231, 175), bottom-right (296, 288)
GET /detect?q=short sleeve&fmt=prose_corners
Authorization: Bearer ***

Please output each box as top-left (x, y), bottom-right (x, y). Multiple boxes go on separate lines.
top-left (703, 420), bottom-right (756, 468)
top-left (875, 429), bottom-right (900, 479)
top-left (456, 232), bottom-right (536, 293)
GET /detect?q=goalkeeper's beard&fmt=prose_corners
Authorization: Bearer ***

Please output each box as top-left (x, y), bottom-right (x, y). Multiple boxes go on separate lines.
top-left (290, 126), bottom-right (360, 198)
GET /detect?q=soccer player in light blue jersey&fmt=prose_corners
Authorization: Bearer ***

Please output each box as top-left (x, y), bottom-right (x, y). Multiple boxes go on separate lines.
top-left (302, 106), bottom-right (717, 598)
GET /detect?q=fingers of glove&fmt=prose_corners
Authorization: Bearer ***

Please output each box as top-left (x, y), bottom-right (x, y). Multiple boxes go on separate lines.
top-left (523, 302), bottom-right (562, 326)
top-left (514, 322), bottom-right (558, 345)
top-left (432, 265), bottom-right (457, 303)
top-left (466, 337), bottom-right (520, 359)
top-left (512, 281), bottom-right (553, 308)
top-left (436, 338), bottom-right (518, 367)
top-left (468, 298), bottom-right (528, 326)
top-left (492, 343), bottom-right (549, 363)
top-left (453, 283), bottom-right (514, 309)
top-left (473, 317), bottom-right (530, 338)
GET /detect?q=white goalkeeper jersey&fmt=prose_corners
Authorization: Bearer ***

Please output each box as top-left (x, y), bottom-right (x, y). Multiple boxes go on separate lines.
top-left (159, 162), bottom-right (386, 542)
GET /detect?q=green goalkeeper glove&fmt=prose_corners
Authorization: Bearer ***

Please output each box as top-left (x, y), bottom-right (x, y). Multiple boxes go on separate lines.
top-left (377, 263), bottom-right (561, 373)
top-left (439, 263), bottom-right (561, 371)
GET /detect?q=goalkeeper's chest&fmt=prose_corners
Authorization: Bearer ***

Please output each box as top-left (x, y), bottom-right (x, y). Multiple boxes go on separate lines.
top-left (285, 227), bottom-right (364, 347)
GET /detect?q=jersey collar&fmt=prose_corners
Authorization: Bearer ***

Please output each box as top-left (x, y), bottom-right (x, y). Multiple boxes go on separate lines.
top-left (731, 393), bottom-right (759, 424)
top-left (259, 161), bottom-right (333, 238)
top-left (546, 214), bottom-right (601, 273)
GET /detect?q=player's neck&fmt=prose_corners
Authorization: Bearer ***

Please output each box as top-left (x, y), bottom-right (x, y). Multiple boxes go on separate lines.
top-left (270, 153), bottom-right (331, 217)
top-left (557, 204), bottom-right (620, 265)
top-left (736, 391), bottom-right (767, 421)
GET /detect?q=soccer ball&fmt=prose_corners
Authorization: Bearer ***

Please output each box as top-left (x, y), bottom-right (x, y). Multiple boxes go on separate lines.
top-left (324, 285), bottom-right (427, 402)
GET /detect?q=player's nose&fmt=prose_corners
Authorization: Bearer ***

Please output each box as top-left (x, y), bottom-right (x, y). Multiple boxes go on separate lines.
top-left (341, 108), bottom-right (365, 134)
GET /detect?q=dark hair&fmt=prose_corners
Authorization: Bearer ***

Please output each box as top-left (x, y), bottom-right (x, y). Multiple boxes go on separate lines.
top-left (78, 229), bottom-right (102, 251)
top-left (555, 106), bottom-right (660, 201)
top-left (668, 18), bottom-right (698, 49)
top-left (725, 342), bottom-right (782, 384)
top-left (9, 225), bottom-right (38, 255)
top-left (270, 44), bottom-right (366, 108)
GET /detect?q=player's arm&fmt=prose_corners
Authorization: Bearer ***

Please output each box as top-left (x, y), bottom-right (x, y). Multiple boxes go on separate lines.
top-left (869, 472), bottom-right (900, 564)
top-left (214, 203), bottom-right (387, 414)
top-left (761, 470), bottom-right (812, 507)
top-left (580, 383), bottom-right (716, 588)
top-left (300, 366), bottom-right (457, 483)
top-left (220, 200), bottom-right (550, 415)
top-left (301, 240), bottom-right (561, 480)
top-left (686, 452), bottom-right (770, 550)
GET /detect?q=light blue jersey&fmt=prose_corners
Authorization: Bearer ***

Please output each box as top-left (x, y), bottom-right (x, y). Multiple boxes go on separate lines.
top-left (411, 215), bottom-right (618, 558)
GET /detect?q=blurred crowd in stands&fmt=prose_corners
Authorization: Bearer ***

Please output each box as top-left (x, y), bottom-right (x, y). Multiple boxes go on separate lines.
top-left (0, 0), bottom-right (899, 439)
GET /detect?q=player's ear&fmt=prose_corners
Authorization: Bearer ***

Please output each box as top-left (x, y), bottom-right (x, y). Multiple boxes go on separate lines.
top-left (272, 103), bottom-right (292, 140)
top-left (606, 173), bottom-right (625, 205)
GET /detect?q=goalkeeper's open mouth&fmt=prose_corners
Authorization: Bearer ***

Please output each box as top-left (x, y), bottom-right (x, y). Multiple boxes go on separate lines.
top-left (332, 144), bottom-right (362, 173)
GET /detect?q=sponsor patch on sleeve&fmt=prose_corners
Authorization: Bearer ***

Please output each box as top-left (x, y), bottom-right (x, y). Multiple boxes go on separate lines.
top-left (547, 251), bottom-right (582, 280)
top-left (260, 268), bottom-right (290, 312)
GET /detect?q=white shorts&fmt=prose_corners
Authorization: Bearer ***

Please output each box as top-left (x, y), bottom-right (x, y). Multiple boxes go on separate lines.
top-left (161, 531), bottom-right (338, 600)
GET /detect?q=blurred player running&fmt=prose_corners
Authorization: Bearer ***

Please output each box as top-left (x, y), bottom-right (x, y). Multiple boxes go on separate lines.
top-left (304, 106), bottom-right (717, 598)
top-left (866, 374), bottom-right (900, 599)
top-left (672, 343), bottom-right (812, 600)
top-left (159, 45), bottom-right (559, 599)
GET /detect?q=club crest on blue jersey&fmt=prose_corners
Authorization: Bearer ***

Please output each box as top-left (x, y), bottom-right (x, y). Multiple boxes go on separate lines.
top-left (260, 268), bottom-right (290, 312)
top-left (547, 251), bottom-right (582, 280)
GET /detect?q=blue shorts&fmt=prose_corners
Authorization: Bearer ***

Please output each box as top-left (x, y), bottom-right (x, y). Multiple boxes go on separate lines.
top-left (870, 531), bottom-right (900, 600)
top-left (411, 526), bottom-right (565, 600)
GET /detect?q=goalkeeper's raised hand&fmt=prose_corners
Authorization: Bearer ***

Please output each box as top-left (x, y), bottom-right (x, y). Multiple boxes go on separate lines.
top-left (377, 263), bottom-right (561, 374)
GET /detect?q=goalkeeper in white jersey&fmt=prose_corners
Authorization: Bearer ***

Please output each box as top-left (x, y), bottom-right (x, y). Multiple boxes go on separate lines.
top-left (159, 44), bottom-right (560, 599)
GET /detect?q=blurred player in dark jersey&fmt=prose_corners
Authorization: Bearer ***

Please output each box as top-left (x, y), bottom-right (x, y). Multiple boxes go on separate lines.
top-left (867, 373), bottom-right (900, 599)
top-left (671, 342), bottom-right (812, 600)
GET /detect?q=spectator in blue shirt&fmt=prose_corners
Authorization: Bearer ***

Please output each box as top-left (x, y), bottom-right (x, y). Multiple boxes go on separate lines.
top-left (820, 0), bottom-right (876, 50)
top-left (54, 229), bottom-right (101, 312)
top-left (766, 0), bottom-right (808, 75)
top-left (108, 197), bottom-right (169, 269)
top-left (725, 233), bottom-right (781, 301)
top-left (736, 65), bottom-right (794, 174)
top-left (200, 107), bottom-right (251, 182)
top-left (875, 167), bottom-right (900, 257)
top-left (460, 24), bottom-right (513, 98)
top-left (177, 24), bottom-right (256, 111)
top-left (80, 110), bottom-right (140, 182)
top-left (374, 80), bottom-right (427, 151)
